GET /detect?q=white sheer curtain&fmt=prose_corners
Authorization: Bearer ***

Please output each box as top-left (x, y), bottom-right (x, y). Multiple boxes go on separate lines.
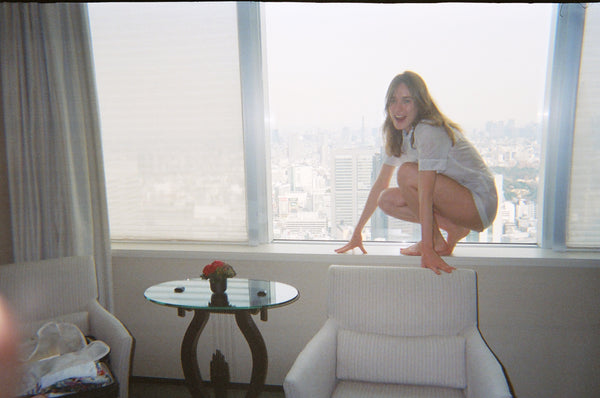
top-left (0, 3), bottom-right (113, 310)
top-left (88, 2), bottom-right (248, 243)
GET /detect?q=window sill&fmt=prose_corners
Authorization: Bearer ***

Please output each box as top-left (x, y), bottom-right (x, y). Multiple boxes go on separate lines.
top-left (111, 241), bottom-right (600, 268)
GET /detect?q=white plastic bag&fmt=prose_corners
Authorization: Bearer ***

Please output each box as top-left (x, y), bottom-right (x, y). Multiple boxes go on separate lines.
top-left (18, 322), bottom-right (110, 397)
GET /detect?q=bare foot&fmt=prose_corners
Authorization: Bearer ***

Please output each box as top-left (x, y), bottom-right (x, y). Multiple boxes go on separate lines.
top-left (401, 240), bottom-right (451, 256)
top-left (400, 242), bottom-right (422, 256)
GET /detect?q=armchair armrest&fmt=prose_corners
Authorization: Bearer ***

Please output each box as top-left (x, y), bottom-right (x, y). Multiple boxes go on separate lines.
top-left (88, 300), bottom-right (134, 398)
top-left (464, 326), bottom-right (512, 398)
top-left (284, 319), bottom-right (338, 398)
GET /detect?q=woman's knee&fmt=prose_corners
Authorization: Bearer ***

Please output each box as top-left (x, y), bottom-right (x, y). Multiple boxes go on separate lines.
top-left (378, 188), bottom-right (400, 215)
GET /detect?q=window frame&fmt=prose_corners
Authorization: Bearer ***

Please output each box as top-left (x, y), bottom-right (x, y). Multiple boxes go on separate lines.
top-left (238, 2), bottom-right (272, 245)
top-left (538, 3), bottom-right (585, 251)
top-left (241, 2), bottom-right (588, 250)
top-left (91, 3), bottom-right (591, 251)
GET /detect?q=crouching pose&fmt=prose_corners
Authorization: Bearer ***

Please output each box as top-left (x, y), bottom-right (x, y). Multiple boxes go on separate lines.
top-left (336, 71), bottom-right (497, 274)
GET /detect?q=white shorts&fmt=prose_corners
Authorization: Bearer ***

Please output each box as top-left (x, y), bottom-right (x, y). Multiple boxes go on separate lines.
top-left (470, 184), bottom-right (498, 230)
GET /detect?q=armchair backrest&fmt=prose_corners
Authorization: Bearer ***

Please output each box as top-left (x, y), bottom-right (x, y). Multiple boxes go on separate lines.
top-left (0, 255), bottom-right (98, 324)
top-left (328, 265), bottom-right (478, 336)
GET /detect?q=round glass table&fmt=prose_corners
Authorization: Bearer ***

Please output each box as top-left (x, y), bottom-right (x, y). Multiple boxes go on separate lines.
top-left (144, 278), bottom-right (299, 398)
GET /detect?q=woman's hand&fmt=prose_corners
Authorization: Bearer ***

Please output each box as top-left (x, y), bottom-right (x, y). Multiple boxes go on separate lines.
top-left (421, 248), bottom-right (455, 275)
top-left (335, 165), bottom-right (394, 255)
top-left (335, 231), bottom-right (367, 254)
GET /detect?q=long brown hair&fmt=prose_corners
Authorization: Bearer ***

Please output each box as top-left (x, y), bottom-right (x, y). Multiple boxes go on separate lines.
top-left (383, 71), bottom-right (461, 157)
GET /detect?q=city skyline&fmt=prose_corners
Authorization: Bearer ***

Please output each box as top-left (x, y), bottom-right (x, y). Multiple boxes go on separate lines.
top-left (270, 118), bottom-right (539, 243)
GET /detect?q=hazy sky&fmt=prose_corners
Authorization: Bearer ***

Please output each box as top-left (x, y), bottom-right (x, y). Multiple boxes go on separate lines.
top-left (264, 2), bottom-right (554, 133)
top-left (89, 2), bottom-right (555, 136)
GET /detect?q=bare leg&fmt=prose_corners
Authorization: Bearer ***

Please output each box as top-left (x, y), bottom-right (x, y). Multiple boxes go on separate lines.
top-left (400, 234), bottom-right (452, 256)
top-left (400, 217), bottom-right (451, 256)
top-left (392, 164), bottom-right (450, 256)
top-left (377, 187), bottom-right (418, 223)
top-left (402, 212), bottom-right (472, 256)
top-left (393, 163), bottom-right (482, 256)
top-left (378, 187), bottom-right (450, 255)
top-left (435, 213), bottom-right (471, 254)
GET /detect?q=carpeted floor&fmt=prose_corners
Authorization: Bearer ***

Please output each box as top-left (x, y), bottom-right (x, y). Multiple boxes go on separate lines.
top-left (130, 377), bottom-right (285, 398)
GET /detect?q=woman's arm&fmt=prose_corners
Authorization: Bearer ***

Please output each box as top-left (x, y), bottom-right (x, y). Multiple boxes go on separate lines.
top-left (418, 170), bottom-right (436, 252)
top-left (418, 170), bottom-right (455, 274)
top-left (335, 164), bottom-right (395, 254)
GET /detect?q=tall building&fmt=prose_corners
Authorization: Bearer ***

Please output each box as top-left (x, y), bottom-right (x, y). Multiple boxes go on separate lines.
top-left (490, 174), bottom-right (504, 243)
top-left (331, 149), bottom-right (374, 239)
top-left (370, 152), bottom-right (388, 240)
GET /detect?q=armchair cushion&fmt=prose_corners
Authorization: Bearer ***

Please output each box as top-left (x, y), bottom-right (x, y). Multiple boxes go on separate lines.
top-left (337, 329), bottom-right (466, 388)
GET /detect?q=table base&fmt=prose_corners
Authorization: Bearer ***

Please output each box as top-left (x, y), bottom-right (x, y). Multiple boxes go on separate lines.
top-left (180, 309), bottom-right (268, 398)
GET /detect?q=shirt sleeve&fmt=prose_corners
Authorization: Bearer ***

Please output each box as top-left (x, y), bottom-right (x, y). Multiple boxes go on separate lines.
top-left (383, 155), bottom-right (403, 167)
top-left (414, 123), bottom-right (452, 172)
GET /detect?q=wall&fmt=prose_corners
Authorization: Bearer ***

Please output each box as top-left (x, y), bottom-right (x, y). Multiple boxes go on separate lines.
top-left (112, 247), bottom-right (600, 398)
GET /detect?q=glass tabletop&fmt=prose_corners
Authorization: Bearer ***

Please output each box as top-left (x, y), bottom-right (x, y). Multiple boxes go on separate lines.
top-left (144, 278), bottom-right (299, 311)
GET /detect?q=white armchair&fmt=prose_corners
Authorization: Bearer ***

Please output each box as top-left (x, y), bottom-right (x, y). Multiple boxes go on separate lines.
top-left (0, 255), bottom-right (134, 398)
top-left (284, 265), bottom-right (512, 398)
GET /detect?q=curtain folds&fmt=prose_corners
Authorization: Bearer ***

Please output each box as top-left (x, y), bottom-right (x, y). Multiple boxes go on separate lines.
top-left (0, 3), bottom-right (113, 310)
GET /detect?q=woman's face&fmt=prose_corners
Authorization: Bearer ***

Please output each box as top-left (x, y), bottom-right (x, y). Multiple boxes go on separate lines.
top-left (388, 82), bottom-right (418, 132)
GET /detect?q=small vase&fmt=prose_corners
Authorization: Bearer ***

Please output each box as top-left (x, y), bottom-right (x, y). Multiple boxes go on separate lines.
top-left (209, 278), bottom-right (227, 294)
top-left (210, 292), bottom-right (230, 307)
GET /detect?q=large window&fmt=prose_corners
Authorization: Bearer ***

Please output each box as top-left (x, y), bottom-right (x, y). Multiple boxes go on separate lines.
top-left (266, 2), bottom-right (551, 243)
top-left (89, 3), bottom-right (248, 242)
top-left (88, 2), bottom-right (599, 249)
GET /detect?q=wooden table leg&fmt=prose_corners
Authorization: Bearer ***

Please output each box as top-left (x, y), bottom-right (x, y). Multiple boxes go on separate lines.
top-left (234, 311), bottom-right (268, 398)
top-left (181, 310), bottom-right (211, 398)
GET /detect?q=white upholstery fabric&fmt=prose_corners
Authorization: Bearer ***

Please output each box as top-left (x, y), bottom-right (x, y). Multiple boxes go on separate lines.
top-left (337, 330), bottom-right (466, 388)
top-left (328, 266), bottom-right (477, 336)
top-left (284, 265), bottom-right (512, 398)
top-left (332, 381), bottom-right (465, 398)
top-left (0, 256), bottom-right (133, 398)
top-left (0, 256), bottom-right (97, 322)
top-left (464, 326), bottom-right (513, 398)
top-left (283, 319), bottom-right (339, 398)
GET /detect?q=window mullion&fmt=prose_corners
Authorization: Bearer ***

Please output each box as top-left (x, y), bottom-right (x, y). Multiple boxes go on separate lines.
top-left (237, 2), bottom-right (271, 245)
top-left (539, 3), bottom-right (585, 250)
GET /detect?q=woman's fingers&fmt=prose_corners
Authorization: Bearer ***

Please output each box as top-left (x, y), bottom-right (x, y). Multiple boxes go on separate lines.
top-left (334, 244), bottom-right (352, 253)
top-left (335, 242), bottom-right (367, 254)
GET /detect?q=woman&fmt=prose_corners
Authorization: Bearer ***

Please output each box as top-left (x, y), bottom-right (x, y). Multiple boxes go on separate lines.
top-left (335, 71), bottom-right (497, 274)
